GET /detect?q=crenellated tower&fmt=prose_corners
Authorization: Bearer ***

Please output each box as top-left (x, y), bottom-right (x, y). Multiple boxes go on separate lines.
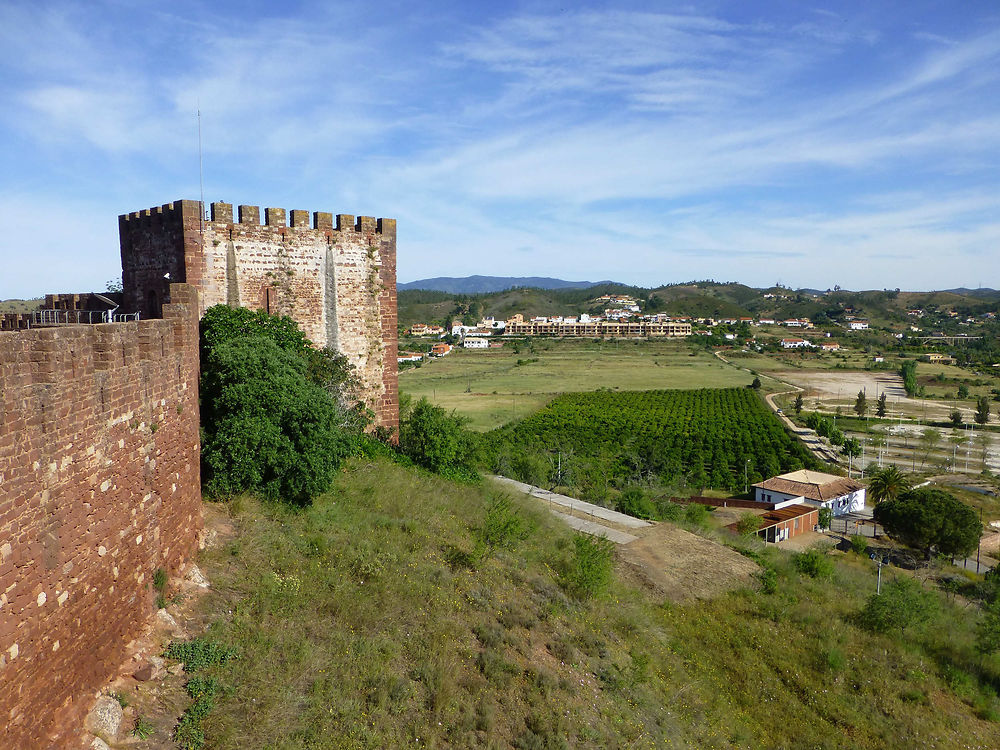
top-left (119, 200), bottom-right (398, 432)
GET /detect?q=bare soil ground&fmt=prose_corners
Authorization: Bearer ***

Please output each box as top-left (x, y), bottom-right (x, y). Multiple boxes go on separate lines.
top-left (618, 523), bottom-right (759, 602)
top-left (772, 368), bottom-right (968, 423)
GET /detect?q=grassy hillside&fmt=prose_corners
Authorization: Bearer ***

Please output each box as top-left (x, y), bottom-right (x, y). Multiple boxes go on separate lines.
top-left (399, 276), bottom-right (612, 293)
top-left (399, 284), bottom-right (642, 328)
top-left (169, 460), bottom-right (1000, 748)
top-left (0, 298), bottom-right (41, 314)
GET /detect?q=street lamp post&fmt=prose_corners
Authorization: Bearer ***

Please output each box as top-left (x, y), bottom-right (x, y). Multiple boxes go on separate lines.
top-left (870, 553), bottom-right (889, 594)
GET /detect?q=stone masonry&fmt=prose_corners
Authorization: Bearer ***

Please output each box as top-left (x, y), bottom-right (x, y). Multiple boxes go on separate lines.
top-left (119, 200), bottom-right (399, 432)
top-left (0, 284), bottom-right (202, 748)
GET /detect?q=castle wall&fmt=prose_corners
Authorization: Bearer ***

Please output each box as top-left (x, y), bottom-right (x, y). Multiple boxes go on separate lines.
top-left (120, 201), bottom-right (399, 432)
top-left (0, 284), bottom-right (202, 748)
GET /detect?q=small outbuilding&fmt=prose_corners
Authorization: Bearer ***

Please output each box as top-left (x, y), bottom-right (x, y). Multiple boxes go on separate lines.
top-left (729, 504), bottom-right (820, 543)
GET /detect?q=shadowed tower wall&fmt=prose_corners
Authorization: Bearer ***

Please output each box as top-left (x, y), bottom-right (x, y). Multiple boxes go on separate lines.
top-left (119, 200), bottom-right (398, 432)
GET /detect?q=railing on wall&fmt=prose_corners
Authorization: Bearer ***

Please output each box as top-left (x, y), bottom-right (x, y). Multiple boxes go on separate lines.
top-left (30, 309), bottom-right (140, 326)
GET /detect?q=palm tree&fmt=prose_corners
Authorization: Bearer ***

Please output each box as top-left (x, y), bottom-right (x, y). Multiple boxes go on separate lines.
top-left (867, 464), bottom-right (910, 504)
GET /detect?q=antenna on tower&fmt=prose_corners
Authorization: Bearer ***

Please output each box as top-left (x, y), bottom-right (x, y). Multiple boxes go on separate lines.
top-left (198, 102), bottom-right (205, 236)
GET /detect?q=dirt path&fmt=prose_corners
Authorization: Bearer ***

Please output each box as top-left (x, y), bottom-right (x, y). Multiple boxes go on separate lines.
top-left (618, 524), bottom-right (759, 602)
top-left (494, 476), bottom-right (760, 602)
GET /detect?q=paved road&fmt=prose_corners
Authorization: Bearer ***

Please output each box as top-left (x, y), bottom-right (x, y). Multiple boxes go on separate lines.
top-left (492, 476), bottom-right (652, 529)
top-left (548, 511), bottom-right (639, 544)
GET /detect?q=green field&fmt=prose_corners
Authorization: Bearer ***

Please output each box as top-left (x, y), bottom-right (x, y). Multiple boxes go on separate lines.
top-left (399, 339), bottom-right (775, 431)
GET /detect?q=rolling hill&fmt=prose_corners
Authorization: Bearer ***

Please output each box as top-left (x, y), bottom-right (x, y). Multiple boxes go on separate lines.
top-left (398, 276), bottom-right (615, 293)
top-left (397, 279), bottom-right (1000, 329)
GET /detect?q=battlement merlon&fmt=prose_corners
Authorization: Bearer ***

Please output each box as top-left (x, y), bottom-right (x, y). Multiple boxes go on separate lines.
top-left (197, 201), bottom-right (395, 234)
top-left (120, 201), bottom-right (395, 236)
top-left (118, 200), bottom-right (203, 230)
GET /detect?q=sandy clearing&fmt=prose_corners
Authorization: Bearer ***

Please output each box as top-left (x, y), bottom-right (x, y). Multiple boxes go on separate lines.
top-left (771, 368), bottom-right (978, 423)
top-left (619, 524), bottom-right (759, 602)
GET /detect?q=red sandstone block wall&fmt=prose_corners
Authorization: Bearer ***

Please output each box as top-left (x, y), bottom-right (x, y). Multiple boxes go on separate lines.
top-left (0, 284), bottom-right (202, 748)
top-left (120, 201), bottom-right (400, 433)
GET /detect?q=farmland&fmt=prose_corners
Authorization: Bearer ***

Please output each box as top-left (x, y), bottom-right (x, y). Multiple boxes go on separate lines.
top-left (398, 338), bottom-right (780, 431)
top-left (480, 388), bottom-right (821, 500)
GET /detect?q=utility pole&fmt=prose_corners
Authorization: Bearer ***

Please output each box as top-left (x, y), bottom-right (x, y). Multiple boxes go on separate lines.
top-left (978, 509), bottom-right (983, 574)
top-left (870, 553), bottom-right (889, 594)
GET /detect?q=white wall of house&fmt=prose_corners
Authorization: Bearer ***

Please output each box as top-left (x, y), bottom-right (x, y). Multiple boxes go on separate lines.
top-left (754, 488), bottom-right (800, 505)
top-left (754, 487), bottom-right (866, 516)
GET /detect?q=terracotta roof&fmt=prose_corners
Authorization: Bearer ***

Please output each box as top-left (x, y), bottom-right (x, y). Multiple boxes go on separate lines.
top-left (752, 470), bottom-right (863, 502)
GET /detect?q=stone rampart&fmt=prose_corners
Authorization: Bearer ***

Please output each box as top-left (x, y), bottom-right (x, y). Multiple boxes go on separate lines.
top-left (0, 284), bottom-right (202, 747)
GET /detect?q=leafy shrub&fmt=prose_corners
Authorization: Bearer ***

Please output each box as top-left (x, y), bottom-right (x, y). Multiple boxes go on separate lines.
top-left (736, 513), bottom-right (763, 535)
top-left (200, 336), bottom-right (355, 505)
top-left (615, 488), bottom-right (656, 520)
top-left (682, 502), bottom-right (710, 528)
top-left (400, 397), bottom-right (477, 476)
top-left (794, 549), bottom-right (834, 579)
top-left (656, 499), bottom-right (684, 521)
top-left (858, 577), bottom-right (937, 635)
top-left (976, 598), bottom-right (1000, 655)
top-left (509, 452), bottom-right (551, 487)
top-left (817, 507), bottom-right (832, 530)
top-left (200, 304), bottom-right (311, 357)
top-left (174, 677), bottom-right (223, 750)
top-left (561, 534), bottom-right (615, 599)
top-left (165, 638), bottom-right (237, 672)
top-left (477, 494), bottom-right (528, 551)
top-left (850, 535), bottom-right (870, 555)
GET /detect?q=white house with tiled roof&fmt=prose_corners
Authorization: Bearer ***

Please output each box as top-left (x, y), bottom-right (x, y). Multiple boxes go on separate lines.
top-left (753, 469), bottom-right (866, 516)
top-left (781, 338), bottom-right (812, 349)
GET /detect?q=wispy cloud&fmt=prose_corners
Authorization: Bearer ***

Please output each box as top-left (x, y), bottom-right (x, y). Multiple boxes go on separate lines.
top-left (0, 1), bottom-right (998, 296)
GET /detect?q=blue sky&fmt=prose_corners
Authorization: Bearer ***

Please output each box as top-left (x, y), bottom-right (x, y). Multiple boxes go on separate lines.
top-left (1, 0), bottom-right (998, 297)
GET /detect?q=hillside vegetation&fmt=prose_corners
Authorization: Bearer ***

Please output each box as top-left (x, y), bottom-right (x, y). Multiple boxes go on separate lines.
top-left (178, 460), bottom-right (1000, 749)
top-left (398, 280), bottom-right (1000, 329)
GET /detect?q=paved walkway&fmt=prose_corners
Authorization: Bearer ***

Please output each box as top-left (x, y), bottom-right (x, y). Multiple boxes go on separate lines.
top-left (491, 476), bottom-right (652, 529)
top-left (548, 511), bottom-right (639, 544)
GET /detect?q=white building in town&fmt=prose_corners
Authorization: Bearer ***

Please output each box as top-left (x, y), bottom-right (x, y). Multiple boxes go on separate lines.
top-left (781, 338), bottom-right (812, 349)
top-left (753, 469), bottom-right (866, 517)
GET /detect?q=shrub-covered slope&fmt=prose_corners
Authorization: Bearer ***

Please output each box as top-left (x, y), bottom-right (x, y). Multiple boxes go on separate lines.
top-left (185, 460), bottom-right (1000, 749)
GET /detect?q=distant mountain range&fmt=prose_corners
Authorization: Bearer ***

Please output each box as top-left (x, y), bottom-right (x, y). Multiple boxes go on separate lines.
top-left (398, 276), bottom-right (617, 294)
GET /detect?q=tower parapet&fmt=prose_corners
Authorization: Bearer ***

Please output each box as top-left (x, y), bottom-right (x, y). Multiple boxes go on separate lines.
top-left (120, 200), bottom-right (398, 432)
